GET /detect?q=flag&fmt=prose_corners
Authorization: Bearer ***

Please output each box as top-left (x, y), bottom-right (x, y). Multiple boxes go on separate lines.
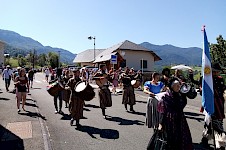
top-left (201, 26), bottom-right (214, 125)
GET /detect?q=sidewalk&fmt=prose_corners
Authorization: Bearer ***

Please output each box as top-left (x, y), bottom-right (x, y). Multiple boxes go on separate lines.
top-left (0, 78), bottom-right (45, 150)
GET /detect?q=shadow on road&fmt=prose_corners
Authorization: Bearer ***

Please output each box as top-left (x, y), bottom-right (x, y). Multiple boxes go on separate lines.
top-left (19, 110), bottom-right (46, 120)
top-left (84, 104), bottom-right (100, 108)
top-left (76, 125), bottom-right (119, 139)
top-left (25, 102), bottom-right (38, 108)
top-left (184, 112), bottom-right (204, 122)
top-left (0, 97), bottom-right (10, 101)
top-left (136, 100), bottom-right (147, 104)
top-left (127, 111), bottom-right (146, 116)
top-left (31, 88), bottom-right (42, 90)
top-left (83, 108), bottom-right (91, 111)
top-left (105, 116), bottom-right (144, 125)
top-left (0, 125), bottom-right (24, 150)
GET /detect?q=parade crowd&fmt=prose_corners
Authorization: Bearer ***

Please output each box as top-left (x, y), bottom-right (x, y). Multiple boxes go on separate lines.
top-left (1, 63), bottom-right (226, 150)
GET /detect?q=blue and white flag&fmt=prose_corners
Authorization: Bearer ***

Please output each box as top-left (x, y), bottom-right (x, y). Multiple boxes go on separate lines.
top-left (201, 26), bottom-right (214, 125)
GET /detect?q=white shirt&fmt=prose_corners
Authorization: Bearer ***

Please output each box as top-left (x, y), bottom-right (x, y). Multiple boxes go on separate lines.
top-left (45, 69), bottom-right (50, 76)
top-left (2, 68), bottom-right (13, 79)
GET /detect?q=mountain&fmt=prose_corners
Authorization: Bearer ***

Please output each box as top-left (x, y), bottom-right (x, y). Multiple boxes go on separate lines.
top-left (0, 29), bottom-right (76, 64)
top-left (140, 42), bottom-right (202, 67)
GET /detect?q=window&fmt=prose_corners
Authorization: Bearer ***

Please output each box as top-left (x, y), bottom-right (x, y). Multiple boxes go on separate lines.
top-left (140, 60), bottom-right (147, 69)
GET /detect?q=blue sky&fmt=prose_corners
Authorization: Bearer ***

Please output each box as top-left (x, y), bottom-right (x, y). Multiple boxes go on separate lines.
top-left (1, 0), bottom-right (226, 54)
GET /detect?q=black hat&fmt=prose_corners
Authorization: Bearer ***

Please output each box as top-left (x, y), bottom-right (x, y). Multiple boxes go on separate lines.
top-left (212, 63), bottom-right (222, 72)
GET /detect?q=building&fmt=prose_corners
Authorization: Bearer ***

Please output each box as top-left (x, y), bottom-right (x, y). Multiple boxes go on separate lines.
top-left (73, 49), bottom-right (105, 67)
top-left (0, 41), bottom-right (5, 67)
top-left (73, 40), bottom-right (161, 72)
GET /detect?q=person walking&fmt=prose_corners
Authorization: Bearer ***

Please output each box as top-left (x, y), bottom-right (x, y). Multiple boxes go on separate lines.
top-left (2, 65), bottom-right (13, 92)
top-left (112, 69), bottom-right (119, 95)
top-left (121, 67), bottom-right (136, 112)
top-left (94, 65), bottom-right (112, 118)
top-left (45, 68), bottom-right (50, 82)
top-left (200, 63), bottom-right (226, 150)
top-left (15, 68), bottom-right (29, 113)
top-left (28, 67), bottom-right (35, 88)
top-left (149, 77), bottom-right (193, 150)
top-left (65, 69), bottom-right (84, 127)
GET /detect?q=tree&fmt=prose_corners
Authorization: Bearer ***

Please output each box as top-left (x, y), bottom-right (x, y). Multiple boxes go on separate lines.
top-left (48, 52), bottom-right (59, 68)
top-left (38, 53), bottom-right (47, 67)
top-left (210, 35), bottom-right (226, 67)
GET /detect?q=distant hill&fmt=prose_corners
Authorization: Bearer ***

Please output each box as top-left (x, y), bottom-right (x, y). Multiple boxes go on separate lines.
top-left (140, 42), bottom-right (202, 68)
top-left (0, 29), bottom-right (76, 64)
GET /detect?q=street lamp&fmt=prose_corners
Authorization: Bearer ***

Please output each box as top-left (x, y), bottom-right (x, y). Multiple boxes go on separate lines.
top-left (88, 36), bottom-right (96, 62)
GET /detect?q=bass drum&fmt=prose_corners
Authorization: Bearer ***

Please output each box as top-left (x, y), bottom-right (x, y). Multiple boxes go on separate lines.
top-left (131, 80), bottom-right (141, 88)
top-left (46, 81), bottom-right (63, 97)
top-left (75, 81), bottom-right (95, 101)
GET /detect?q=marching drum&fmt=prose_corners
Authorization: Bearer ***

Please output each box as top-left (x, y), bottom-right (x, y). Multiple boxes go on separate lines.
top-left (46, 81), bottom-right (64, 97)
top-left (131, 80), bottom-right (141, 88)
top-left (180, 83), bottom-right (197, 99)
top-left (75, 81), bottom-right (95, 101)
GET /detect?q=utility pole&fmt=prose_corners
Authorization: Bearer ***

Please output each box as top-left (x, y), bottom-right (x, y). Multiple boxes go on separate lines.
top-left (58, 51), bottom-right (61, 68)
top-left (33, 49), bottom-right (35, 69)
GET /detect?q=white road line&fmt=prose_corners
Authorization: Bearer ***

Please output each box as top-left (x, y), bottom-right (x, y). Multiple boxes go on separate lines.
top-left (34, 80), bottom-right (42, 83)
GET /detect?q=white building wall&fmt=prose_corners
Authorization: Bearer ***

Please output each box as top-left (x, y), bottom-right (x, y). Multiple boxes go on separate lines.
top-left (121, 50), bottom-right (155, 71)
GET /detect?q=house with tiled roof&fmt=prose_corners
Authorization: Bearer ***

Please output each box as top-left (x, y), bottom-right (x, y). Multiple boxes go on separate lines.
top-left (73, 40), bottom-right (161, 72)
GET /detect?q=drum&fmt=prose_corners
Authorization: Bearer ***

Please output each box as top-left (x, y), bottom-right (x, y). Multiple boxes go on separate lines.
top-left (180, 83), bottom-right (197, 99)
top-left (131, 80), bottom-right (141, 88)
top-left (180, 83), bottom-right (191, 94)
top-left (75, 81), bottom-right (95, 101)
top-left (46, 81), bottom-right (63, 97)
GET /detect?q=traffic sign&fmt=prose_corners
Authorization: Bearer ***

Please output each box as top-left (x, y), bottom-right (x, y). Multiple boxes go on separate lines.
top-left (110, 55), bottom-right (117, 64)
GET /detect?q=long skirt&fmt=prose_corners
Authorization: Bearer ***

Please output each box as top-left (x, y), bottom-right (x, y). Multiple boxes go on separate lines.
top-left (62, 89), bottom-right (71, 103)
top-left (99, 88), bottom-right (112, 109)
top-left (122, 86), bottom-right (135, 106)
top-left (69, 96), bottom-right (84, 120)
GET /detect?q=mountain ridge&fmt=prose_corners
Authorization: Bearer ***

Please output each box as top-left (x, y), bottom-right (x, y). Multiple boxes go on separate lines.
top-left (0, 29), bottom-right (76, 63)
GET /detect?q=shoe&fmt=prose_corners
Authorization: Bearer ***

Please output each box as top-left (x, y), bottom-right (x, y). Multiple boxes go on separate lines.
top-left (130, 106), bottom-right (135, 112)
top-left (70, 119), bottom-right (74, 126)
top-left (18, 109), bottom-right (20, 113)
top-left (58, 110), bottom-right (63, 114)
top-left (54, 111), bottom-right (58, 114)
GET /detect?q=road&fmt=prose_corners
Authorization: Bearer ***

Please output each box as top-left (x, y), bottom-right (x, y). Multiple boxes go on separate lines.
top-left (27, 73), bottom-right (224, 150)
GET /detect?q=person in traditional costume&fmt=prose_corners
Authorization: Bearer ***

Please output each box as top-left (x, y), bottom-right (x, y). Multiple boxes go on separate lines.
top-left (121, 67), bottom-right (136, 112)
top-left (93, 65), bottom-right (112, 118)
top-left (65, 69), bottom-right (84, 127)
top-left (200, 63), bottom-right (226, 150)
top-left (62, 70), bottom-right (71, 108)
top-left (157, 77), bottom-right (193, 150)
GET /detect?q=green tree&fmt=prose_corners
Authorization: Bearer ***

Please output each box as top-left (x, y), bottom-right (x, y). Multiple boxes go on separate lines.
top-left (210, 35), bottom-right (226, 67)
top-left (38, 53), bottom-right (47, 67)
top-left (48, 52), bottom-right (59, 68)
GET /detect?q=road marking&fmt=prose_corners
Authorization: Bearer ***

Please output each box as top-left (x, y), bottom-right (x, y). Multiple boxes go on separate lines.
top-left (6, 121), bottom-right (32, 139)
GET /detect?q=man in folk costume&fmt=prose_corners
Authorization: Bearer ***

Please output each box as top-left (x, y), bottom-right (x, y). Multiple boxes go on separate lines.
top-left (65, 69), bottom-right (84, 127)
top-left (201, 63), bottom-right (226, 149)
top-left (94, 65), bottom-right (112, 118)
top-left (121, 67), bottom-right (136, 112)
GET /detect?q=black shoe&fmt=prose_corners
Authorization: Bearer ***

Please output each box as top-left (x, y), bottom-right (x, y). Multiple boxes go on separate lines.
top-left (124, 104), bottom-right (128, 111)
top-left (102, 108), bottom-right (106, 117)
top-left (130, 106), bottom-right (135, 112)
top-left (70, 119), bottom-right (74, 126)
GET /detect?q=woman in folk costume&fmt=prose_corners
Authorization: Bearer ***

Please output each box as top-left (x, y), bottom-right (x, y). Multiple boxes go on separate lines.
top-left (121, 67), bottom-right (136, 112)
top-left (65, 69), bottom-right (84, 127)
top-left (157, 77), bottom-right (193, 150)
top-left (93, 65), bottom-right (112, 118)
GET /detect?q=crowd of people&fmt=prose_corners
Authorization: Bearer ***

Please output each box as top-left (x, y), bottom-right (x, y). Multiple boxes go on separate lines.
top-left (1, 63), bottom-right (225, 149)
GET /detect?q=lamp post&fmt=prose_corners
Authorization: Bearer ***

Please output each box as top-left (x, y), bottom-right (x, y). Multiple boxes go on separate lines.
top-left (88, 36), bottom-right (96, 62)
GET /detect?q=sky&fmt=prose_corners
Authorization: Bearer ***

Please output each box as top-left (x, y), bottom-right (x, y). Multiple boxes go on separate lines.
top-left (1, 0), bottom-right (226, 54)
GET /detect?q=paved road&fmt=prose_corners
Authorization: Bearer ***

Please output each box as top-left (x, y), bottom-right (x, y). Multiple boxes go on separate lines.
top-left (1, 72), bottom-right (225, 150)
